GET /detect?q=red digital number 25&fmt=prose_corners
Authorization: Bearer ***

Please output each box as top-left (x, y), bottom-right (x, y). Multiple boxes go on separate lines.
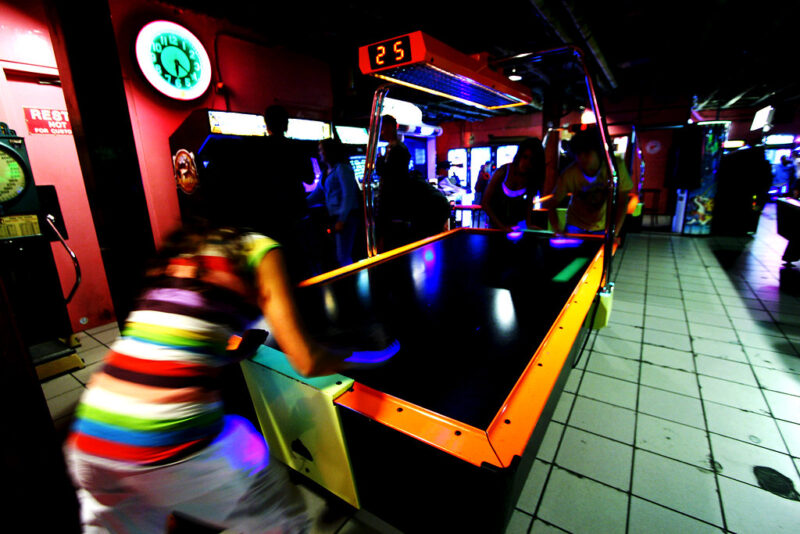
top-left (375, 40), bottom-right (405, 65)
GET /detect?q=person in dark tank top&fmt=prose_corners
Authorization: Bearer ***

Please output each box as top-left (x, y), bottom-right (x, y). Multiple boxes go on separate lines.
top-left (482, 137), bottom-right (545, 231)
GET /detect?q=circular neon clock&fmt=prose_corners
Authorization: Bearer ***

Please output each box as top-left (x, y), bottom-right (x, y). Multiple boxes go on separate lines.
top-left (135, 20), bottom-right (212, 101)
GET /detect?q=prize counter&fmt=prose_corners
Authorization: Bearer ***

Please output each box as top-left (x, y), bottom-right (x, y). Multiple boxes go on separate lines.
top-left (241, 228), bottom-right (608, 532)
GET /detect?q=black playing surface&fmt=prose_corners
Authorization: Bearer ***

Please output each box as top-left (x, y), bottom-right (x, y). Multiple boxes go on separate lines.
top-left (293, 231), bottom-right (603, 429)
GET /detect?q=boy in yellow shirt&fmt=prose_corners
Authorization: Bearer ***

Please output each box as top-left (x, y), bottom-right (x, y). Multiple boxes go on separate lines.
top-left (548, 127), bottom-right (633, 236)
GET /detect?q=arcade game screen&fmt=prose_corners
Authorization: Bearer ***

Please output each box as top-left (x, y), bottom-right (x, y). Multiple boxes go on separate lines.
top-left (446, 148), bottom-right (467, 187)
top-left (349, 155), bottom-right (367, 185)
top-left (497, 145), bottom-right (518, 167)
top-left (336, 125), bottom-right (369, 145)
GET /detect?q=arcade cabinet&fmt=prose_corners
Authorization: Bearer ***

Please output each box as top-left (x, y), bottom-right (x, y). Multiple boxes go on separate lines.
top-left (777, 197), bottom-right (800, 262)
top-left (169, 109), bottom-right (268, 227)
top-left (777, 197), bottom-right (800, 293)
top-left (712, 146), bottom-right (773, 236)
top-left (169, 109), bottom-right (320, 281)
top-left (0, 122), bottom-right (82, 379)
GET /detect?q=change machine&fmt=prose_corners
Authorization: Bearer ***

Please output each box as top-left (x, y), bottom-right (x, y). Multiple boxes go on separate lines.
top-left (0, 122), bottom-right (82, 379)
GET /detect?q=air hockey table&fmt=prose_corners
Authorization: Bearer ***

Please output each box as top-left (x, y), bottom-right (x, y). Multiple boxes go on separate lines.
top-left (241, 227), bottom-right (608, 532)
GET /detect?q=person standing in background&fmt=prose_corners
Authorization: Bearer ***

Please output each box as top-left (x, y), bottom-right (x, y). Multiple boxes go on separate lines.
top-left (310, 139), bottom-right (362, 266)
top-left (774, 154), bottom-right (797, 198)
top-left (792, 150), bottom-right (800, 199)
top-left (474, 162), bottom-right (492, 228)
top-left (483, 138), bottom-right (545, 231)
top-left (262, 105), bottom-right (318, 279)
top-left (375, 114), bottom-right (412, 250)
top-left (548, 128), bottom-right (633, 236)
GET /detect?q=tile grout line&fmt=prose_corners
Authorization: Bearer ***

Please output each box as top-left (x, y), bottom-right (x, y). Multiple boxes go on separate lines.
top-left (690, 236), bottom-right (732, 532)
top-left (623, 233), bottom-right (651, 534)
top-left (553, 412), bottom-right (794, 494)
top-left (589, 345), bottom-right (800, 400)
top-left (556, 392), bottom-right (797, 462)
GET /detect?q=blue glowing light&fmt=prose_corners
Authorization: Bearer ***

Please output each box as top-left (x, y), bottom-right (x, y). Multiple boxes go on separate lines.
top-left (549, 237), bottom-right (583, 248)
top-left (507, 231), bottom-right (524, 241)
top-left (345, 340), bottom-right (401, 364)
top-left (423, 248), bottom-right (435, 263)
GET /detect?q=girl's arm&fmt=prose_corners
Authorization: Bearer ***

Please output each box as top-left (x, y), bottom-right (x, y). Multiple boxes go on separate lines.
top-left (482, 167), bottom-right (510, 230)
top-left (256, 249), bottom-right (398, 376)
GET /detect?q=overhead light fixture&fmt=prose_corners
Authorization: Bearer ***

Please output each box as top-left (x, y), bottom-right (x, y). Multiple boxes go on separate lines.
top-left (508, 69), bottom-right (522, 82)
top-left (580, 109), bottom-right (596, 124)
top-left (723, 140), bottom-right (746, 149)
top-left (358, 31), bottom-right (532, 110)
top-left (751, 105), bottom-right (774, 131)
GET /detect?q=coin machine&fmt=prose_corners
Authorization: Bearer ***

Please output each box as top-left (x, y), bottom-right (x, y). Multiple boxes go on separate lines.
top-left (0, 122), bottom-right (82, 380)
top-left (239, 33), bottom-right (619, 533)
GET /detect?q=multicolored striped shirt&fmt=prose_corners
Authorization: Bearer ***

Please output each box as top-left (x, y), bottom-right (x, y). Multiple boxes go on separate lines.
top-left (67, 232), bottom-right (279, 465)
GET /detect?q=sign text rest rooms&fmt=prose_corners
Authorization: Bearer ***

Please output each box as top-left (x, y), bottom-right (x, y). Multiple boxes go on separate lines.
top-left (23, 107), bottom-right (72, 135)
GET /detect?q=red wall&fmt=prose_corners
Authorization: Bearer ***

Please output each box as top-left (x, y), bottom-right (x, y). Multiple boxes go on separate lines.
top-left (0, 0), bottom-right (115, 330)
top-left (107, 0), bottom-right (334, 246)
top-left (0, 0), bottom-right (337, 330)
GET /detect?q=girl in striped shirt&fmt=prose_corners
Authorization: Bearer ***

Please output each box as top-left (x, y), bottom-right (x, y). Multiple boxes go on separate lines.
top-left (65, 222), bottom-right (396, 533)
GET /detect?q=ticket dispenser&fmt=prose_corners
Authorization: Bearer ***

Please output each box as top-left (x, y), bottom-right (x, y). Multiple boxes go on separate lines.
top-left (0, 122), bottom-right (82, 379)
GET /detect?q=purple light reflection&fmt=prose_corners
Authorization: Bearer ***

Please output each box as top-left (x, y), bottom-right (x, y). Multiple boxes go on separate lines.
top-left (549, 237), bottom-right (583, 248)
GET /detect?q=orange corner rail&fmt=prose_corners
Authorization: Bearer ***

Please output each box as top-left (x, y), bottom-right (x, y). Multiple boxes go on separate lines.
top-left (334, 382), bottom-right (503, 468)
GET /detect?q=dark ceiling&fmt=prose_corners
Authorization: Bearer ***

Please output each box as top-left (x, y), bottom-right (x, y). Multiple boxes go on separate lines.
top-left (166, 0), bottom-right (800, 126)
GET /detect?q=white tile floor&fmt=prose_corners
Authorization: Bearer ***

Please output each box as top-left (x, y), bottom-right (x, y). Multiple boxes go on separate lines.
top-left (43, 203), bottom-right (800, 533)
top-left (506, 204), bottom-right (800, 533)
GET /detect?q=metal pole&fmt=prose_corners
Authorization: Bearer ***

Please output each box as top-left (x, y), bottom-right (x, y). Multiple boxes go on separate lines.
top-left (362, 85), bottom-right (391, 258)
top-left (631, 125), bottom-right (646, 194)
top-left (571, 46), bottom-right (618, 291)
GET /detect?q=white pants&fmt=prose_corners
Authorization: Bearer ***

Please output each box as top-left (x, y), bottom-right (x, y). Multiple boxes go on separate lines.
top-left (65, 416), bottom-right (310, 534)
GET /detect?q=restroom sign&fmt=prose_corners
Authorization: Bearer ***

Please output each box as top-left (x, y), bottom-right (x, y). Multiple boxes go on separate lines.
top-left (23, 107), bottom-right (72, 135)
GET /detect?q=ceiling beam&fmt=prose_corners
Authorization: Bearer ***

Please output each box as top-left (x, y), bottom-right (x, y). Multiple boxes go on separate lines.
top-left (528, 0), bottom-right (618, 90)
top-left (722, 86), bottom-right (755, 109)
top-left (694, 89), bottom-right (718, 111)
